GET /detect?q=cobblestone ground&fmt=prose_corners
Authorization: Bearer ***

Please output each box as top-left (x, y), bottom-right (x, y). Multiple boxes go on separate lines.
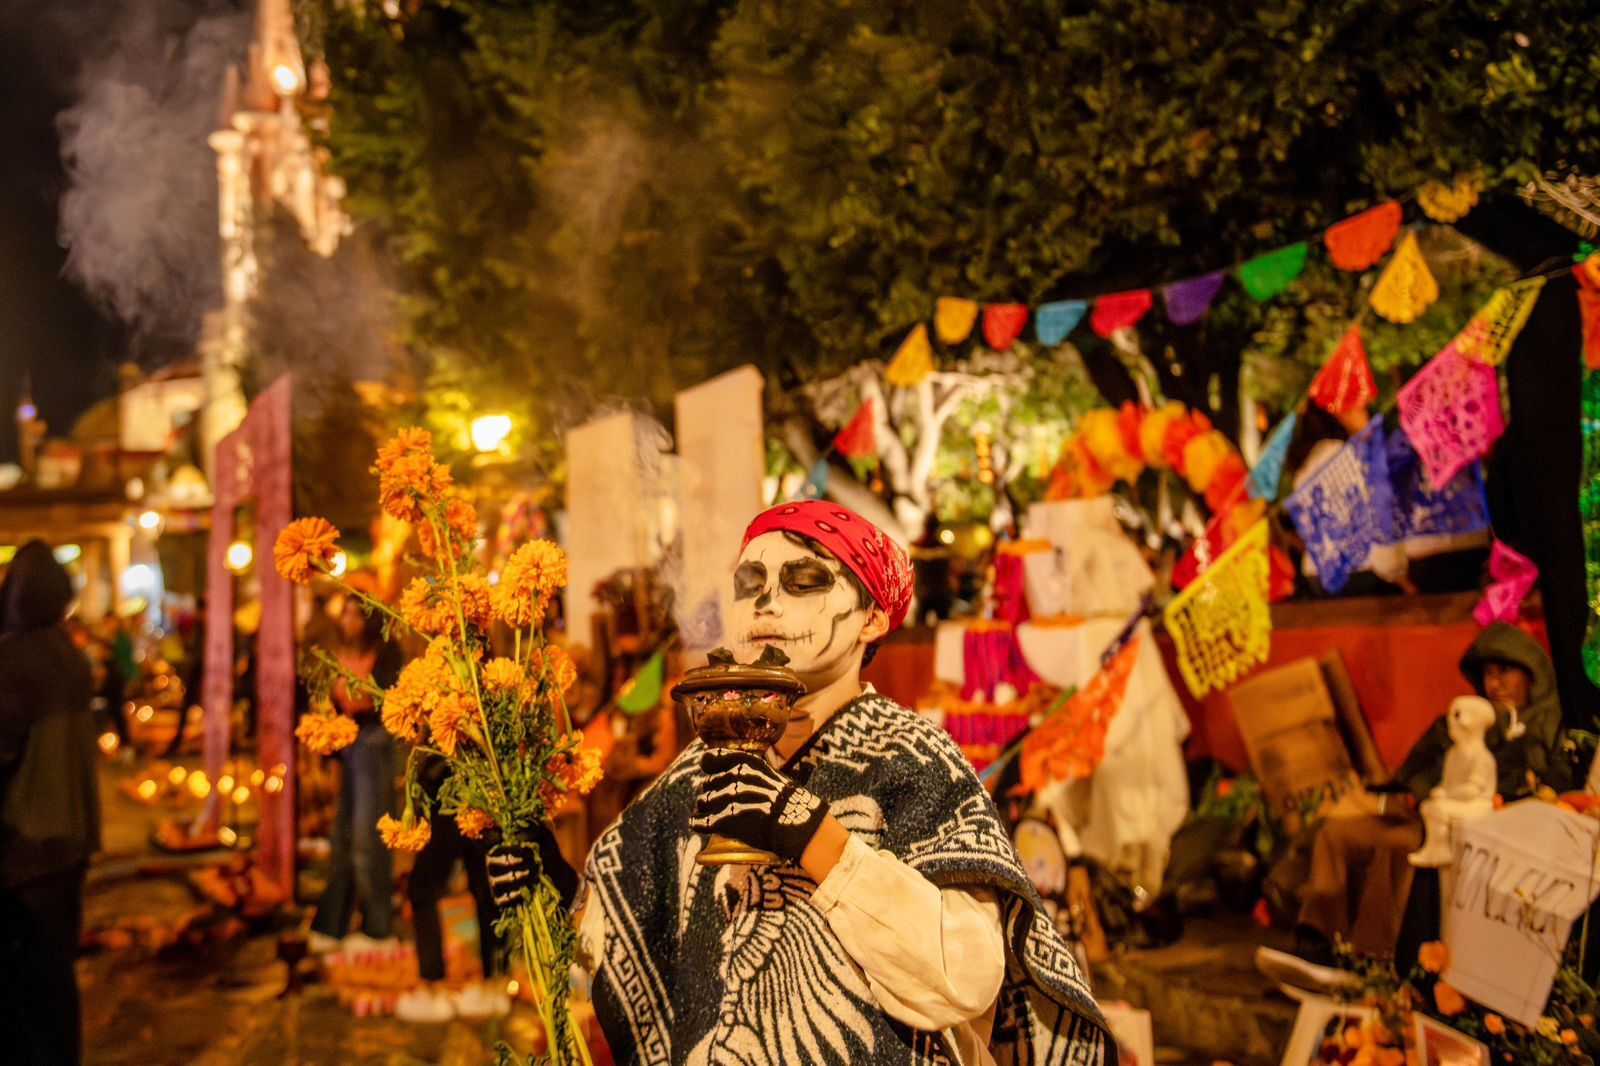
top-left (82, 760), bottom-right (534, 1065)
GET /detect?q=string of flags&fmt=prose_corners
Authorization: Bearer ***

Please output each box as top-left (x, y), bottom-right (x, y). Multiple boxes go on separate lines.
top-left (883, 182), bottom-right (1495, 387)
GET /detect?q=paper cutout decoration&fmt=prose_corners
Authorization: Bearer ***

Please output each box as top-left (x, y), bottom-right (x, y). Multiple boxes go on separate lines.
top-left (1018, 636), bottom-right (1140, 792)
top-left (935, 296), bottom-right (980, 344)
top-left (1578, 257), bottom-right (1600, 370)
top-left (886, 324), bottom-right (935, 387)
top-left (832, 399), bottom-right (877, 460)
top-left (1417, 177), bottom-right (1481, 223)
top-left (1248, 411), bottom-right (1298, 501)
top-left (1035, 299), bottom-right (1088, 345)
top-left (1089, 289), bottom-right (1154, 338)
top-left (1474, 541), bottom-right (1539, 627)
top-left (1284, 418), bottom-right (1396, 595)
top-left (1239, 242), bottom-right (1308, 301)
top-left (1163, 272), bottom-right (1225, 325)
top-left (799, 457), bottom-right (829, 500)
top-left (1324, 201), bottom-right (1403, 272)
top-left (1309, 325), bottom-right (1378, 415)
top-left (1163, 519), bottom-right (1272, 697)
top-left (960, 622), bottom-right (1042, 702)
top-left (1398, 343), bottom-right (1505, 491)
top-left (983, 303), bottom-right (1030, 351)
top-left (616, 650), bottom-right (666, 714)
top-left (1581, 365), bottom-right (1600, 685)
top-left (1454, 279), bottom-right (1545, 366)
top-left (1370, 232), bottom-right (1439, 323)
top-left (1384, 426), bottom-right (1489, 542)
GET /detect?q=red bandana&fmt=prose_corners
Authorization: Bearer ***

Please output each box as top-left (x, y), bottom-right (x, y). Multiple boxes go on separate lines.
top-left (741, 502), bottom-right (913, 632)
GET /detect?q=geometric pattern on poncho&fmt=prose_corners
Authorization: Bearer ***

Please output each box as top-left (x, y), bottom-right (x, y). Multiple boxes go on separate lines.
top-left (1284, 418), bottom-right (1396, 595)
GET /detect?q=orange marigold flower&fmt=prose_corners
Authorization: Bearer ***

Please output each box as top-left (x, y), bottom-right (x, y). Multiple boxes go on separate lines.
top-left (1484, 1014), bottom-right (1505, 1036)
top-left (1418, 941), bottom-right (1449, 974)
top-left (418, 496), bottom-right (479, 560)
top-left (377, 812), bottom-right (431, 851)
top-left (456, 573), bottom-right (493, 629)
top-left (492, 540), bottom-right (568, 627)
top-left (1563, 1030), bottom-right (1580, 1047)
top-left (539, 736), bottom-right (604, 812)
top-left (429, 691), bottom-right (477, 757)
top-left (483, 657), bottom-right (523, 695)
top-left (530, 645), bottom-right (578, 695)
top-left (380, 676), bottom-right (427, 743)
top-left (399, 577), bottom-right (456, 637)
top-left (295, 712), bottom-right (358, 755)
top-left (1433, 981), bottom-right (1466, 1017)
top-left (374, 429), bottom-right (452, 523)
top-left (273, 517), bottom-right (341, 585)
top-left (455, 808), bottom-right (495, 840)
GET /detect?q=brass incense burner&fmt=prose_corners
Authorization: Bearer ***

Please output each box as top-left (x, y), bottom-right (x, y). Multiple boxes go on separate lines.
top-left (672, 648), bottom-right (807, 866)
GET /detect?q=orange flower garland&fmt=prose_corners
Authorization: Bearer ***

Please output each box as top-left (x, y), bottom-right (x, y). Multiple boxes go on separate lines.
top-left (273, 517), bottom-right (341, 585)
top-left (1418, 940), bottom-right (1449, 974)
top-left (1433, 981), bottom-right (1466, 1017)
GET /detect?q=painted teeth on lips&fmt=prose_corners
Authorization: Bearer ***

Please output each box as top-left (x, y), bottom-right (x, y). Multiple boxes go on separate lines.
top-left (743, 631), bottom-right (814, 643)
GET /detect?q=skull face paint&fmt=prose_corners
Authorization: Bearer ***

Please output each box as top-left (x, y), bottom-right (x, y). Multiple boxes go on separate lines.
top-left (730, 531), bottom-right (870, 684)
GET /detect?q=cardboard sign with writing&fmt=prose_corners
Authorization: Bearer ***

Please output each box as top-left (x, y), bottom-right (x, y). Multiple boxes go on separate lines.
top-left (1443, 800), bottom-right (1600, 1026)
top-left (1225, 658), bottom-right (1361, 831)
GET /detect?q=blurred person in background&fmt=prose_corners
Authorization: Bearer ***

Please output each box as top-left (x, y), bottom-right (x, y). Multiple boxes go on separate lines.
top-left (0, 541), bottom-right (100, 1064)
top-left (308, 585), bottom-right (403, 954)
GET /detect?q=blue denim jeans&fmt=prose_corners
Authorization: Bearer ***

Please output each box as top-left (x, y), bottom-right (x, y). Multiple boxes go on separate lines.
top-left (311, 716), bottom-right (395, 939)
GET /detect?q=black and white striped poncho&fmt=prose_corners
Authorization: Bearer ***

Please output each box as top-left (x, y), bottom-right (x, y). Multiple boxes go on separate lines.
top-left (583, 692), bottom-right (1112, 1065)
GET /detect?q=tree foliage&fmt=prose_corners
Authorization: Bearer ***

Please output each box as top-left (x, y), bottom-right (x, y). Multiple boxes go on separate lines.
top-left (302, 0), bottom-right (1599, 439)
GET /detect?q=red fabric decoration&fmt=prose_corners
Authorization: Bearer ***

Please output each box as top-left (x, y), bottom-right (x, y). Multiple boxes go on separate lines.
top-left (1309, 325), bottom-right (1378, 414)
top-left (832, 400), bottom-right (877, 460)
top-left (982, 303), bottom-right (1030, 351)
top-left (1089, 290), bottom-right (1154, 338)
top-left (1323, 201), bottom-right (1403, 272)
top-left (1203, 455), bottom-right (1249, 513)
top-left (1579, 258), bottom-right (1600, 370)
top-left (742, 501), bottom-right (913, 631)
top-left (1116, 402), bottom-right (1144, 459)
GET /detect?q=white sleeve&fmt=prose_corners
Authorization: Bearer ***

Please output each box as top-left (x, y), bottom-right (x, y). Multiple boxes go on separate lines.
top-left (810, 833), bottom-right (1007, 1031)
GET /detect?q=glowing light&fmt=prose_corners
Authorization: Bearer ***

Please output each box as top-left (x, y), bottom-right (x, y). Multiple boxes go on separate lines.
top-left (271, 763), bottom-right (289, 777)
top-left (231, 786), bottom-right (250, 805)
top-left (218, 826), bottom-right (238, 847)
top-left (938, 528), bottom-right (955, 545)
top-left (189, 772), bottom-right (212, 799)
top-left (271, 64), bottom-right (301, 94)
top-left (263, 775), bottom-right (284, 794)
top-left (168, 766), bottom-right (188, 785)
top-left (53, 544), bottom-right (81, 564)
top-left (138, 510), bottom-right (162, 531)
top-left (137, 779), bottom-right (159, 801)
top-left (250, 769), bottom-right (265, 786)
top-left (97, 732), bottom-right (120, 754)
top-left (124, 563), bottom-right (154, 587)
top-left (17, 402), bottom-right (36, 420)
top-left (329, 550), bottom-right (348, 578)
top-left (218, 774), bottom-right (235, 794)
top-left (470, 414), bottom-right (514, 454)
top-left (225, 540), bottom-right (253, 572)
top-left (135, 705), bottom-right (154, 723)
top-left (505, 980), bottom-right (520, 998)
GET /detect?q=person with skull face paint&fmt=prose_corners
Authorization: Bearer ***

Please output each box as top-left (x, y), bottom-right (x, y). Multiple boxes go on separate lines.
top-left (491, 502), bottom-right (1111, 1064)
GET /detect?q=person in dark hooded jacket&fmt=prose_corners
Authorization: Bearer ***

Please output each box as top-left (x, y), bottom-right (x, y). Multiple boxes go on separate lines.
top-left (1259, 623), bottom-right (1567, 987)
top-left (0, 541), bottom-right (98, 1065)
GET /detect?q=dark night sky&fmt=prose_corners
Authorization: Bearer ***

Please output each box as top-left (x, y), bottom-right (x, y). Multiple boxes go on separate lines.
top-left (0, 1), bottom-right (120, 461)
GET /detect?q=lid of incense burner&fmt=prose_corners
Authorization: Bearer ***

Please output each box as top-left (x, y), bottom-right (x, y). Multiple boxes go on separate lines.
top-left (669, 659), bottom-right (806, 702)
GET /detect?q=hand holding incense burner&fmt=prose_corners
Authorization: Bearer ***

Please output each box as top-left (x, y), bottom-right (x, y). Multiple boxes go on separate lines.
top-left (672, 647), bottom-right (807, 866)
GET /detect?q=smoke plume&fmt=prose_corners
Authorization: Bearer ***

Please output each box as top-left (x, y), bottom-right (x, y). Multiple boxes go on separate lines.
top-left (55, 0), bottom-right (249, 353)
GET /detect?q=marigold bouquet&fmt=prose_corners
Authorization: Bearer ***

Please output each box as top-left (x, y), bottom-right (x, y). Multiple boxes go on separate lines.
top-left (278, 428), bottom-right (599, 1065)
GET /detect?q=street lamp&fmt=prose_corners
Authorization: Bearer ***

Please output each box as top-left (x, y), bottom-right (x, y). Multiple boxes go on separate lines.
top-left (138, 510), bottom-right (162, 531)
top-left (470, 414), bottom-right (514, 454)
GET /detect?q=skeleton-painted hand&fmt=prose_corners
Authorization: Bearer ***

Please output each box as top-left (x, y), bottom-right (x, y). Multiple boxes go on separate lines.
top-left (691, 749), bottom-right (829, 864)
top-left (484, 822), bottom-right (579, 910)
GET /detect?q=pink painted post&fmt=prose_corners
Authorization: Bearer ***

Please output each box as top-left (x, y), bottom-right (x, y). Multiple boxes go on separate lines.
top-left (201, 377), bottom-right (296, 892)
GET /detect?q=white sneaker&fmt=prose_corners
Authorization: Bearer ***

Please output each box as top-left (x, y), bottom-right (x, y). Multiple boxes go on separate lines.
top-left (1254, 946), bottom-right (1362, 994)
top-left (341, 932), bottom-right (400, 955)
top-left (395, 987), bottom-right (456, 1024)
top-left (308, 931), bottom-right (341, 955)
top-left (453, 981), bottom-right (512, 1020)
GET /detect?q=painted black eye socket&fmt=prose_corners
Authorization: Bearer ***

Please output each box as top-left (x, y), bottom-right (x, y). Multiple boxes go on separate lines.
top-left (779, 559), bottom-right (837, 596)
top-left (733, 562), bottom-right (767, 601)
